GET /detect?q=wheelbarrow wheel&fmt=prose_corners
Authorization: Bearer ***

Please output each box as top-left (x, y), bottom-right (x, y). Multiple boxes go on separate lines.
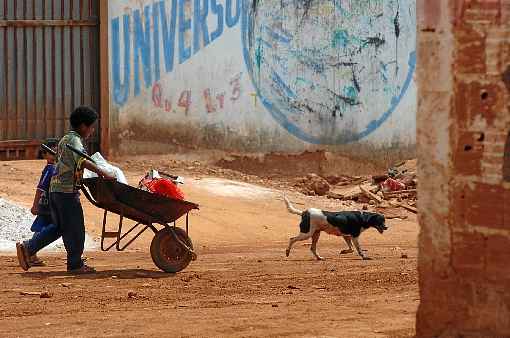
top-left (150, 227), bottom-right (194, 273)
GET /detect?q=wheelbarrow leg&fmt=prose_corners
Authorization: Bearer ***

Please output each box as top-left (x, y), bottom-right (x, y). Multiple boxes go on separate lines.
top-left (101, 209), bottom-right (123, 251)
top-left (115, 212), bottom-right (124, 251)
top-left (101, 210), bottom-right (121, 251)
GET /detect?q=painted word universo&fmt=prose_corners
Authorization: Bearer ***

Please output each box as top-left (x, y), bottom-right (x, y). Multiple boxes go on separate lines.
top-left (111, 0), bottom-right (241, 106)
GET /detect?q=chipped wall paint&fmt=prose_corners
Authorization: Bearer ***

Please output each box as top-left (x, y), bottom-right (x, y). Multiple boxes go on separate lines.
top-left (109, 0), bottom-right (416, 153)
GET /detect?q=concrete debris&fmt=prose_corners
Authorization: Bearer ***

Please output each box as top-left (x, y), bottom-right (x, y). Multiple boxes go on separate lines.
top-left (20, 291), bottom-right (53, 298)
top-left (318, 159), bottom-right (418, 216)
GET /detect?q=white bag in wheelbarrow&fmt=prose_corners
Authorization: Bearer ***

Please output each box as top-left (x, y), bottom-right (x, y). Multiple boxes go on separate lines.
top-left (83, 152), bottom-right (128, 184)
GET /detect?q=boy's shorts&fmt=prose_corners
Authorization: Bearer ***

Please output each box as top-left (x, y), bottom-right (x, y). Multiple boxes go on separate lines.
top-left (31, 215), bottom-right (53, 233)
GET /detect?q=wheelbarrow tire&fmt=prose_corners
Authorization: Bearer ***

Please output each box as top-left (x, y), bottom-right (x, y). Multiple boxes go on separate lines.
top-left (150, 227), bottom-right (193, 273)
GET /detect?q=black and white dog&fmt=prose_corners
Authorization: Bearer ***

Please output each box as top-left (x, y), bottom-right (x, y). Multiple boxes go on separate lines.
top-left (283, 195), bottom-right (388, 260)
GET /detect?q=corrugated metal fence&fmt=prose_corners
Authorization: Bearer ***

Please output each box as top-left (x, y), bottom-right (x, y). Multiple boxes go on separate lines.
top-left (0, 0), bottom-right (100, 160)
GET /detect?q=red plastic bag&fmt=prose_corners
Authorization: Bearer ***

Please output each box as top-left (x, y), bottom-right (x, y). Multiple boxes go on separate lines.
top-left (145, 178), bottom-right (185, 200)
top-left (381, 178), bottom-right (405, 192)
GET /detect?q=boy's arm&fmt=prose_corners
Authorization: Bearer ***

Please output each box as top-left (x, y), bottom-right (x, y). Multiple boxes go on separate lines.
top-left (82, 160), bottom-right (115, 180)
top-left (31, 189), bottom-right (43, 215)
top-left (67, 136), bottom-right (115, 180)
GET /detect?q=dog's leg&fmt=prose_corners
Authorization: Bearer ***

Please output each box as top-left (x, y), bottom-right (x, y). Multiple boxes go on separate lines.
top-left (310, 231), bottom-right (324, 260)
top-left (340, 236), bottom-right (354, 255)
top-left (286, 232), bottom-right (312, 257)
top-left (352, 237), bottom-right (371, 260)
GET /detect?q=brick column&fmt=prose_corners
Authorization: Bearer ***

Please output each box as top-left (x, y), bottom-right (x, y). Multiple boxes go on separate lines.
top-left (417, 0), bottom-right (510, 337)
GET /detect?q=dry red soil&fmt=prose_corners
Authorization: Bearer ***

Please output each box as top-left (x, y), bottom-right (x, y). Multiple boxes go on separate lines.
top-left (0, 159), bottom-right (418, 338)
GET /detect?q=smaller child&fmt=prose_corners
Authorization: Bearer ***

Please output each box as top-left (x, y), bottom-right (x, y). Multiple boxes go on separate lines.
top-left (27, 138), bottom-right (59, 266)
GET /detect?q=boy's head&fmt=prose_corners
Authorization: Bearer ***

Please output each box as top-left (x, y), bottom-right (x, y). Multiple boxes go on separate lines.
top-left (70, 106), bottom-right (98, 139)
top-left (38, 138), bottom-right (59, 162)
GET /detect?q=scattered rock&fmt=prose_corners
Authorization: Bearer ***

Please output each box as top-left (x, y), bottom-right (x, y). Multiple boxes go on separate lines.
top-left (20, 291), bottom-right (52, 298)
top-left (287, 285), bottom-right (300, 290)
top-left (378, 208), bottom-right (408, 220)
top-left (372, 174), bottom-right (389, 184)
top-left (326, 191), bottom-right (344, 200)
top-left (401, 253), bottom-right (409, 259)
top-left (60, 283), bottom-right (72, 288)
top-left (127, 291), bottom-right (138, 299)
top-left (272, 304), bottom-right (278, 308)
top-left (181, 273), bottom-right (201, 282)
top-left (324, 175), bottom-right (353, 185)
top-left (40, 291), bottom-right (52, 299)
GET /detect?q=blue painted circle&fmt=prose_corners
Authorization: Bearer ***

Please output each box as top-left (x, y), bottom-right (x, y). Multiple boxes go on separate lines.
top-left (241, 0), bottom-right (416, 145)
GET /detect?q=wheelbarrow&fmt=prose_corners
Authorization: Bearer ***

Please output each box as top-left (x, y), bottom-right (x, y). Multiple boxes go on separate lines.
top-left (80, 177), bottom-right (199, 273)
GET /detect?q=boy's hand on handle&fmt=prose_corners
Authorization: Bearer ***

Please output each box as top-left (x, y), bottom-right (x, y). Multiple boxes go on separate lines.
top-left (30, 205), bottom-right (38, 216)
top-left (100, 170), bottom-right (116, 181)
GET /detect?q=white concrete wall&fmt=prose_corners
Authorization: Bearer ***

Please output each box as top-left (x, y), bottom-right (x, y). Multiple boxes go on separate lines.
top-left (109, 0), bottom-right (416, 154)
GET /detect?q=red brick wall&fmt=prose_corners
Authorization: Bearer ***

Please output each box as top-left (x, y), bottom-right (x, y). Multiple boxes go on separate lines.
top-left (417, 0), bottom-right (510, 337)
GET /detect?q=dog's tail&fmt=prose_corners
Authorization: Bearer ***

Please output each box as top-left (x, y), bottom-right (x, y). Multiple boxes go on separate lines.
top-left (283, 194), bottom-right (303, 216)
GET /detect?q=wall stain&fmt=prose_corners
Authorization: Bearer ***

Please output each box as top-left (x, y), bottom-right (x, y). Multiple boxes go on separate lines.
top-left (502, 65), bottom-right (510, 92)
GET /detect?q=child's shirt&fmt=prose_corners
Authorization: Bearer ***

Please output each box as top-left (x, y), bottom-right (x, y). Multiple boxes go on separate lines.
top-left (36, 163), bottom-right (57, 216)
top-left (50, 130), bottom-right (87, 193)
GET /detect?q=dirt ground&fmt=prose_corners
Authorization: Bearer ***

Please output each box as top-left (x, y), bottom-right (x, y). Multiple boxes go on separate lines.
top-left (0, 158), bottom-right (419, 338)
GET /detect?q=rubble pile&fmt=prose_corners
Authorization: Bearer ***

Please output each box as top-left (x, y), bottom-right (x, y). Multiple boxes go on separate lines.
top-left (0, 198), bottom-right (97, 252)
top-left (294, 160), bottom-right (418, 217)
top-left (293, 174), bottom-right (331, 196)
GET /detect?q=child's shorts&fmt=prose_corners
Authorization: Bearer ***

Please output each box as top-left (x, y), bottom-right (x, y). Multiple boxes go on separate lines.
top-left (31, 215), bottom-right (53, 232)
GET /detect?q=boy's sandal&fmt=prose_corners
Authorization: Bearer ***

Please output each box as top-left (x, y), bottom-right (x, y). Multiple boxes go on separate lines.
top-left (29, 256), bottom-right (46, 266)
top-left (16, 243), bottom-right (30, 271)
top-left (68, 264), bottom-right (96, 274)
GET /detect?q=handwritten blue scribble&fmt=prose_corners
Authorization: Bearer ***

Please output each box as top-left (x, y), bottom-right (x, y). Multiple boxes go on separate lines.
top-left (264, 25), bottom-right (292, 44)
top-left (271, 70), bottom-right (296, 99)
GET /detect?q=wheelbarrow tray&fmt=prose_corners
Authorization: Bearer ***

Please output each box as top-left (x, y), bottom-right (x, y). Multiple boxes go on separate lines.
top-left (81, 177), bottom-right (199, 225)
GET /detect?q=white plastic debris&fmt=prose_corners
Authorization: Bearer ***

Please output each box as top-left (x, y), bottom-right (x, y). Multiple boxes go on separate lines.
top-left (83, 152), bottom-right (128, 184)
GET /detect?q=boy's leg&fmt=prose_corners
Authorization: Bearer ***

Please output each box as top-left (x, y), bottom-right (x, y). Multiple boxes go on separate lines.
top-left (24, 223), bottom-right (61, 256)
top-left (50, 193), bottom-right (86, 270)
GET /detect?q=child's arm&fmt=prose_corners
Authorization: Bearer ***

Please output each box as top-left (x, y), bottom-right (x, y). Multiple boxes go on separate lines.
top-left (32, 165), bottom-right (52, 215)
top-left (82, 160), bottom-right (116, 180)
top-left (31, 189), bottom-right (43, 215)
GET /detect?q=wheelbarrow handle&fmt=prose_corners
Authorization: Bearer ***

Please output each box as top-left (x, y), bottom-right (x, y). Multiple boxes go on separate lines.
top-left (41, 144), bottom-right (57, 156)
top-left (158, 170), bottom-right (179, 180)
top-left (65, 144), bottom-right (96, 164)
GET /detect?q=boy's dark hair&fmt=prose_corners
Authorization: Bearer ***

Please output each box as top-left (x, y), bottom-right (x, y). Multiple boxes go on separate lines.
top-left (70, 106), bottom-right (98, 129)
top-left (38, 137), bottom-right (59, 159)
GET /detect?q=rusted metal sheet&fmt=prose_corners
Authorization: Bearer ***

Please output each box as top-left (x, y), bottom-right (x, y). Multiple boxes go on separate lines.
top-left (0, 19), bottom-right (97, 26)
top-left (0, 0), bottom-right (100, 160)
